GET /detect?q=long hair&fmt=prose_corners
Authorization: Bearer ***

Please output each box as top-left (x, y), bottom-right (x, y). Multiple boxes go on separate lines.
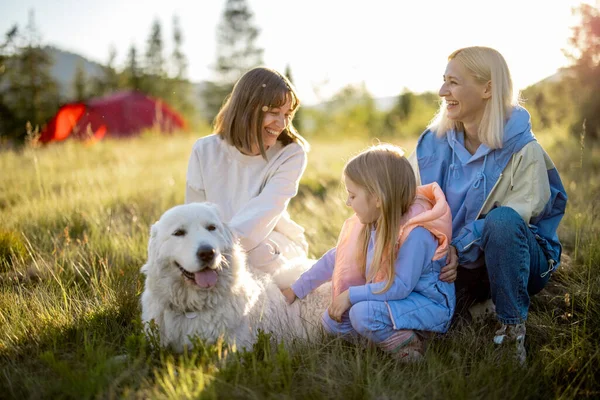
top-left (213, 67), bottom-right (308, 159)
top-left (343, 144), bottom-right (416, 293)
top-left (428, 46), bottom-right (517, 149)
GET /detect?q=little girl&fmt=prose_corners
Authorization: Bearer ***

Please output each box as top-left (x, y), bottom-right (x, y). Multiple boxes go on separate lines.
top-left (282, 144), bottom-right (455, 360)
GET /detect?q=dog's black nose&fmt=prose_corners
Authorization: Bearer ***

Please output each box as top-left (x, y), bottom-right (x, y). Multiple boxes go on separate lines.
top-left (196, 246), bottom-right (215, 263)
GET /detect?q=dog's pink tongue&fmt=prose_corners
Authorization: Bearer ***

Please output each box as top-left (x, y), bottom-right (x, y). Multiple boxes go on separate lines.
top-left (194, 269), bottom-right (218, 288)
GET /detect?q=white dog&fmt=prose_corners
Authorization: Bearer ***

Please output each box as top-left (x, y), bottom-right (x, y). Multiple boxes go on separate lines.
top-left (140, 202), bottom-right (330, 352)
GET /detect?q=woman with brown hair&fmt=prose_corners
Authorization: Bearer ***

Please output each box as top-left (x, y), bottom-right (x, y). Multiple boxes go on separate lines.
top-left (185, 67), bottom-right (309, 274)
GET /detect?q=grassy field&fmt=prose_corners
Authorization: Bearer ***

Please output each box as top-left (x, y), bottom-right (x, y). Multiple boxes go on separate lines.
top-left (0, 128), bottom-right (598, 399)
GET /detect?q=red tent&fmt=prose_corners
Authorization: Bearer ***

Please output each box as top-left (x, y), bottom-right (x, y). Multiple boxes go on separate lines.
top-left (40, 90), bottom-right (187, 143)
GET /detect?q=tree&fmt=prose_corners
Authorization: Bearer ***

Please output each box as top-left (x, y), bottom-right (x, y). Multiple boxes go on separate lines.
top-left (533, 91), bottom-right (550, 129)
top-left (167, 14), bottom-right (195, 121)
top-left (0, 25), bottom-right (18, 75)
top-left (145, 19), bottom-right (165, 78)
top-left (383, 89), bottom-right (415, 136)
top-left (72, 60), bottom-right (87, 101)
top-left (395, 90), bottom-right (415, 121)
top-left (141, 19), bottom-right (166, 97)
top-left (285, 64), bottom-right (303, 133)
top-left (0, 24), bottom-right (19, 138)
top-left (125, 44), bottom-right (141, 90)
top-left (567, 2), bottom-right (600, 139)
top-left (215, 0), bottom-right (263, 84)
top-left (1, 11), bottom-right (59, 142)
top-left (92, 44), bottom-right (120, 96)
top-left (171, 15), bottom-right (187, 79)
top-left (203, 0), bottom-right (264, 121)
top-left (328, 84), bottom-right (381, 137)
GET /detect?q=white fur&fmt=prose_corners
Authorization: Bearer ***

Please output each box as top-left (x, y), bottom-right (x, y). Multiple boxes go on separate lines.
top-left (140, 202), bottom-right (330, 352)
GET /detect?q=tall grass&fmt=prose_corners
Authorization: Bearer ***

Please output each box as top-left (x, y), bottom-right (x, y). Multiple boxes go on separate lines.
top-left (0, 127), bottom-right (598, 399)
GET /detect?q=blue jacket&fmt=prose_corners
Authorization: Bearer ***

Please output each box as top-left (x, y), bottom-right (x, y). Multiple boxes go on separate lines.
top-left (409, 106), bottom-right (567, 272)
top-left (292, 227), bottom-right (455, 333)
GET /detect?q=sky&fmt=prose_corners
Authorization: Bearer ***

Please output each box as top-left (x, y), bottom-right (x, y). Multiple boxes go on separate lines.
top-left (0, 0), bottom-right (592, 105)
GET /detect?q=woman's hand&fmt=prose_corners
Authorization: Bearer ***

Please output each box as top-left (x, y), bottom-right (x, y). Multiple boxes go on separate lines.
top-left (328, 290), bottom-right (351, 322)
top-left (281, 287), bottom-right (297, 305)
top-left (440, 245), bottom-right (458, 283)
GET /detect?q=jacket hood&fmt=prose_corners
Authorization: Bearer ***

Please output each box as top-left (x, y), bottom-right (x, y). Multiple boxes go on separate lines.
top-left (400, 182), bottom-right (452, 261)
top-left (504, 106), bottom-right (534, 146)
top-left (447, 105), bottom-right (534, 155)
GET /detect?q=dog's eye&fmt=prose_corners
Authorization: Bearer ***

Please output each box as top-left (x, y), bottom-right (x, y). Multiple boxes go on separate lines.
top-left (206, 224), bottom-right (216, 232)
top-left (173, 229), bottom-right (187, 237)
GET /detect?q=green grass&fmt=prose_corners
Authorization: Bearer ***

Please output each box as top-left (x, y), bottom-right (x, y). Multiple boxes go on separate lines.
top-left (0, 128), bottom-right (598, 399)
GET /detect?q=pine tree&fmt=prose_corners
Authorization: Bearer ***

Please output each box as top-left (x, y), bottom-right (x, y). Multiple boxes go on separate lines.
top-left (125, 44), bottom-right (141, 91)
top-left (142, 18), bottom-right (165, 97)
top-left (384, 89), bottom-right (414, 137)
top-left (203, 0), bottom-right (264, 121)
top-left (285, 64), bottom-right (302, 133)
top-left (171, 15), bottom-right (187, 79)
top-left (0, 25), bottom-right (18, 77)
top-left (215, 0), bottom-right (263, 83)
top-left (3, 11), bottom-right (59, 141)
top-left (0, 25), bottom-right (19, 139)
top-left (145, 19), bottom-right (165, 77)
top-left (397, 90), bottom-right (415, 121)
top-left (72, 60), bottom-right (87, 101)
top-left (92, 44), bottom-right (120, 96)
top-left (167, 15), bottom-right (195, 121)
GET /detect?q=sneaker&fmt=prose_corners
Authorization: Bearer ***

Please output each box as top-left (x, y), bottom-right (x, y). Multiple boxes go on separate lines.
top-left (392, 333), bottom-right (424, 362)
top-left (380, 330), bottom-right (425, 362)
top-left (493, 323), bottom-right (526, 366)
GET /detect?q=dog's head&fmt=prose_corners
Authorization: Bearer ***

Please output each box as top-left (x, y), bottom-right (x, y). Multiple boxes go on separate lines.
top-left (141, 202), bottom-right (238, 289)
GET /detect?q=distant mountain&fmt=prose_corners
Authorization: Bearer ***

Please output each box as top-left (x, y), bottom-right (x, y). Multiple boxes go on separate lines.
top-left (40, 47), bottom-right (430, 114)
top-left (45, 46), bottom-right (567, 114)
top-left (43, 46), bottom-right (105, 98)
top-left (43, 46), bottom-right (213, 112)
top-left (524, 68), bottom-right (573, 90)
top-left (45, 47), bottom-right (398, 114)
top-left (305, 95), bottom-right (399, 113)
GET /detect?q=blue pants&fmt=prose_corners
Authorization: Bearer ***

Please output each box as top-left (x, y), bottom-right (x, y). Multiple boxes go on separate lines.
top-left (321, 300), bottom-right (397, 343)
top-left (480, 207), bottom-right (551, 324)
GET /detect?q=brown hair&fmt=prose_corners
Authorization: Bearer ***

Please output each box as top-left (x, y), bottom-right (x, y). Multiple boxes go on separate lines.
top-left (213, 67), bottom-right (308, 159)
top-left (343, 144), bottom-right (416, 293)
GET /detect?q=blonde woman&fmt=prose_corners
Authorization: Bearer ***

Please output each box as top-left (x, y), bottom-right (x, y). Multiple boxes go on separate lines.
top-left (409, 46), bottom-right (567, 364)
top-left (283, 144), bottom-right (455, 361)
top-left (185, 67), bottom-right (309, 274)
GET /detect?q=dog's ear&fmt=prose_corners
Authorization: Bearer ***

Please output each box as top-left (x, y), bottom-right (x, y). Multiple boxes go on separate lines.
top-left (141, 222), bottom-right (159, 274)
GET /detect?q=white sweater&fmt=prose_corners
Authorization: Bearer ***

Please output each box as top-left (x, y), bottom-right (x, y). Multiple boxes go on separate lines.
top-left (185, 134), bottom-right (308, 272)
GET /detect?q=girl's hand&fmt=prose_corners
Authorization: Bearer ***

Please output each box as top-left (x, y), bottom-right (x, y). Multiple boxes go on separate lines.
top-left (281, 287), bottom-right (297, 305)
top-left (328, 290), bottom-right (351, 322)
top-left (440, 245), bottom-right (458, 283)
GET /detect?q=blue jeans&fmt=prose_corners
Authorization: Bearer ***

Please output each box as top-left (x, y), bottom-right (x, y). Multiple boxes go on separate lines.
top-left (481, 207), bottom-right (551, 324)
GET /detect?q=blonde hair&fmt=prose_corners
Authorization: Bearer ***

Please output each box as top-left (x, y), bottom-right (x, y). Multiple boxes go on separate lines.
top-left (343, 143), bottom-right (416, 293)
top-left (428, 46), bottom-right (517, 149)
top-left (214, 67), bottom-right (308, 159)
